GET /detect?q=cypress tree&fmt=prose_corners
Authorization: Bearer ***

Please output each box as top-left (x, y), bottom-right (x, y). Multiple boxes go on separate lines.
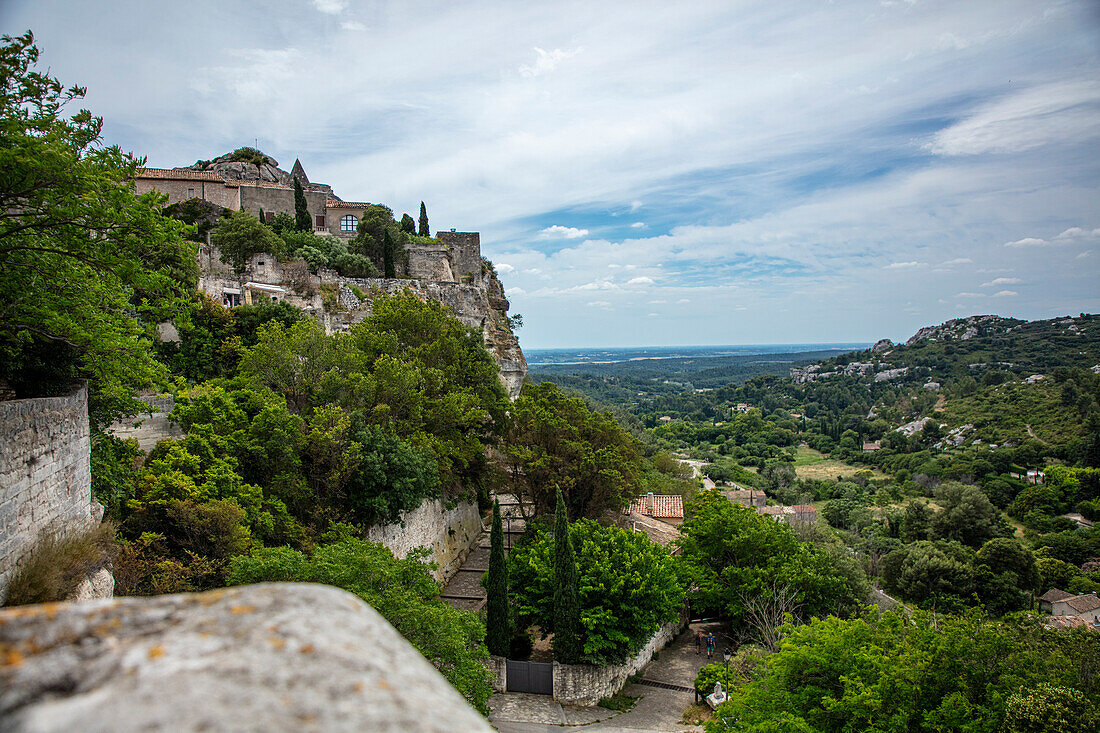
top-left (400, 213), bottom-right (416, 234)
top-left (552, 487), bottom-right (583, 663)
top-left (383, 228), bottom-right (396, 278)
top-left (485, 499), bottom-right (510, 657)
top-left (258, 207), bottom-right (266, 224)
top-left (293, 176), bottom-right (311, 231)
top-left (418, 201), bottom-right (429, 237)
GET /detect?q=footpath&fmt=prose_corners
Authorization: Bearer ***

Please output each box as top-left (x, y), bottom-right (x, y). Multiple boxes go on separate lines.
top-left (489, 620), bottom-right (728, 732)
top-left (441, 495), bottom-right (525, 612)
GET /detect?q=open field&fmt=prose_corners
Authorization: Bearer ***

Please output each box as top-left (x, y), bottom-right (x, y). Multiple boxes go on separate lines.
top-left (792, 446), bottom-right (889, 480)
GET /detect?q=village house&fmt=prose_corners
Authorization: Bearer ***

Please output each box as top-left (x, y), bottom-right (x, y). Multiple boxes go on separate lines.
top-left (1039, 588), bottom-right (1075, 613)
top-left (1050, 592), bottom-right (1100, 627)
top-left (628, 494), bottom-right (684, 526)
top-left (722, 488), bottom-right (767, 508)
top-left (757, 504), bottom-right (817, 525)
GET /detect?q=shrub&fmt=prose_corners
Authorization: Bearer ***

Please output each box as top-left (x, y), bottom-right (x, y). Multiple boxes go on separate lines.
top-left (4, 522), bottom-right (117, 606)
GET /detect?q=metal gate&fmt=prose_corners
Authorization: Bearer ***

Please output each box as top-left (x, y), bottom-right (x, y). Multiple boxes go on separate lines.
top-left (506, 660), bottom-right (553, 695)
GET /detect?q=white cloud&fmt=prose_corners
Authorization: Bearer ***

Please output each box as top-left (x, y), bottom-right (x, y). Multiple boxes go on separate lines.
top-left (647, 313), bottom-right (660, 317)
top-left (496, 263), bottom-right (515, 273)
top-left (630, 201), bottom-right (643, 212)
top-left (981, 277), bottom-right (1021, 287)
top-left (519, 47), bottom-right (580, 78)
top-left (940, 258), bottom-right (972, 266)
top-left (311, 0), bottom-right (347, 14)
top-left (678, 298), bottom-right (691, 303)
top-left (991, 290), bottom-right (1018, 297)
top-left (1004, 237), bottom-right (1048, 247)
top-left (630, 222), bottom-right (646, 229)
top-left (884, 261), bottom-right (924, 269)
top-left (650, 299), bottom-right (667, 304)
top-left (930, 81), bottom-right (1100, 156)
top-left (956, 292), bottom-right (985, 298)
top-left (340, 20), bottom-right (366, 31)
top-left (1077, 250), bottom-right (1092, 259)
top-left (539, 225), bottom-right (589, 239)
top-left (587, 300), bottom-right (612, 307)
top-left (523, 267), bottom-right (542, 274)
top-left (627, 276), bottom-right (654, 285)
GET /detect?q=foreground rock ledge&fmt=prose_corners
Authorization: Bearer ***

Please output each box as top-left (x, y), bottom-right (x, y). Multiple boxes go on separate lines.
top-left (0, 582), bottom-right (491, 732)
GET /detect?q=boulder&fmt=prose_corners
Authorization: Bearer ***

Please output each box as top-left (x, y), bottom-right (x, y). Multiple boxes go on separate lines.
top-left (0, 583), bottom-right (491, 733)
top-left (871, 339), bottom-right (893, 354)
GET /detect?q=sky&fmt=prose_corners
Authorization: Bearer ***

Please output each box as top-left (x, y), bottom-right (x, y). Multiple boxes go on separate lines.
top-left (3, 0), bottom-right (1099, 349)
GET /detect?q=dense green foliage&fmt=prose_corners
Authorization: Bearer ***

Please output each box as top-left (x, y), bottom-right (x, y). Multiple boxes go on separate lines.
top-left (0, 32), bottom-right (195, 422)
top-left (676, 492), bottom-right (868, 629)
top-left (707, 609), bottom-right (1100, 732)
top-left (505, 382), bottom-right (647, 519)
top-left (485, 500), bottom-right (510, 656)
top-left (551, 488), bottom-right (583, 663)
top-left (418, 201), bottom-right (429, 237)
top-left (509, 514), bottom-right (684, 665)
top-left (227, 539), bottom-right (493, 713)
top-left (211, 209), bottom-right (287, 273)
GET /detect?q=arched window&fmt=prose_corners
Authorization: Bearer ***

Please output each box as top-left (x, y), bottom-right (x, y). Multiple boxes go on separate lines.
top-left (341, 214), bottom-right (358, 232)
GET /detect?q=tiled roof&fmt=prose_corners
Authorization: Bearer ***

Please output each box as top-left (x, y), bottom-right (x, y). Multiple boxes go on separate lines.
top-left (1064, 594), bottom-right (1100, 613)
top-left (625, 512), bottom-right (680, 549)
top-left (790, 504), bottom-right (817, 514)
top-left (137, 168), bottom-right (223, 181)
top-left (628, 494), bottom-right (683, 519)
top-left (1041, 588), bottom-right (1074, 603)
top-left (326, 199), bottom-right (372, 209)
top-left (724, 489), bottom-right (762, 499)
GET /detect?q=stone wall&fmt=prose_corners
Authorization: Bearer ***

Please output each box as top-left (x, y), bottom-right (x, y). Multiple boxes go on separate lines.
top-left (485, 655), bottom-right (508, 693)
top-left (0, 583), bottom-right (493, 732)
top-left (437, 231), bottom-right (483, 284)
top-left (365, 498), bottom-right (483, 583)
top-left (552, 617), bottom-right (687, 706)
top-left (0, 384), bottom-right (103, 603)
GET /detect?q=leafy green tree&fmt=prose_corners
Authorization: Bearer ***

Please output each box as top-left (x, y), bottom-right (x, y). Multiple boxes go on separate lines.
top-left (211, 209), bottom-right (286, 273)
top-left (510, 509), bottom-right (684, 665)
top-left (227, 539), bottom-right (494, 713)
top-left (553, 488), bottom-right (583, 663)
top-left (400, 213), bottom-right (416, 234)
top-left (0, 32), bottom-right (195, 421)
top-left (485, 500), bottom-right (510, 656)
top-left (677, 492), bottom-right (867, 627)
top-left (931, 481), bottom-right (1004, 548)
top-left (900, 500), bottom-right (932, 542)
top-left (293, 176), bottom-right (310, 231)
top-left (881, 540), bottom-right (975, 607)
top-left (1003, 683), bottom-right (1100, 732)
top-left (418, 201), bottom-right (429, 237)
top-left (976, 537), bottom-right (1039, 591)
top-left (342, 425), bottom-right (440, 524)
top-left (505, 382), bottom-right (645, 519)
top-left (708, 609), bottom-right (1100, 733)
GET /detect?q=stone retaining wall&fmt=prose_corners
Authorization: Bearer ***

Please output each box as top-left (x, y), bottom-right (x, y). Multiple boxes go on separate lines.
top-left (365, 498), bottom-right (483, 583)
top-left (0, 384), bottom-right (104, 603)
top-left (552, 616), bottom-right (687, 706)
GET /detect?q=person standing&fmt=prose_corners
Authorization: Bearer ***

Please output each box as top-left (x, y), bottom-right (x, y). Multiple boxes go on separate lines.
top-left (706, 633), bottom-right (716, 659)
top-left (694, 630), bottom-right (702, 655)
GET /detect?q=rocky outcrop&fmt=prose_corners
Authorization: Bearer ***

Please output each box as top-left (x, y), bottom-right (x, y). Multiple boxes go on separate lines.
top-left (874, 367), bottom-right (909, 382)
top-left (905, 315), bottom-right (1021, 346)
top-left (871, 339), bottom-right (894, 354)
top-left (0, 583), bottom-right (492, 732)
top-left (187, 151), bottom-right (288, 184)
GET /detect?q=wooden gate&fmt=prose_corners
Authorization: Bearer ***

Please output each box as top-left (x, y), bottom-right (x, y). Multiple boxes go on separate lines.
top-left (506, 660), bottom-right (553, 695)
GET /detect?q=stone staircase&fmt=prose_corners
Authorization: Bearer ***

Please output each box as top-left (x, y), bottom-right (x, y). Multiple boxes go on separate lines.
top-left (440, 495), bottom-right (526, 612)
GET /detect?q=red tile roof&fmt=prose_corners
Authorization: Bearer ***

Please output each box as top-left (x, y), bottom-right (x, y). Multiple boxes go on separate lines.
top-left (326, 199), bottom-right (372, 209)
top-left (137, 168), bottom-right (223, 181)
top-left (628, 494), bottom-right (683, 519)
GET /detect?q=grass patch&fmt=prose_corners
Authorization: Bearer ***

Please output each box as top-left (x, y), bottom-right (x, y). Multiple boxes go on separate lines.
top-left (4, 522), bottom-right (116, 606)
top-left (599, 690), bottom-right (640, 712)
top-left (792, 446), bottom-right (889, 480)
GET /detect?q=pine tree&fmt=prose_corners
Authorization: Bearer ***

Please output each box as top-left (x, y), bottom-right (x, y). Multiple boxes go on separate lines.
top-left (293, 176), bottom-right (311, 231)
top-left (400, 213), bottom-right (416, 234)
top-left (485, 499), bottom-right (511, 656)
top-left (552, 487), bottom-right (583, 663)
top-left (418, 201), bottom-right (429, 237)
top-left (383, 228), bottom-right (396, 278)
